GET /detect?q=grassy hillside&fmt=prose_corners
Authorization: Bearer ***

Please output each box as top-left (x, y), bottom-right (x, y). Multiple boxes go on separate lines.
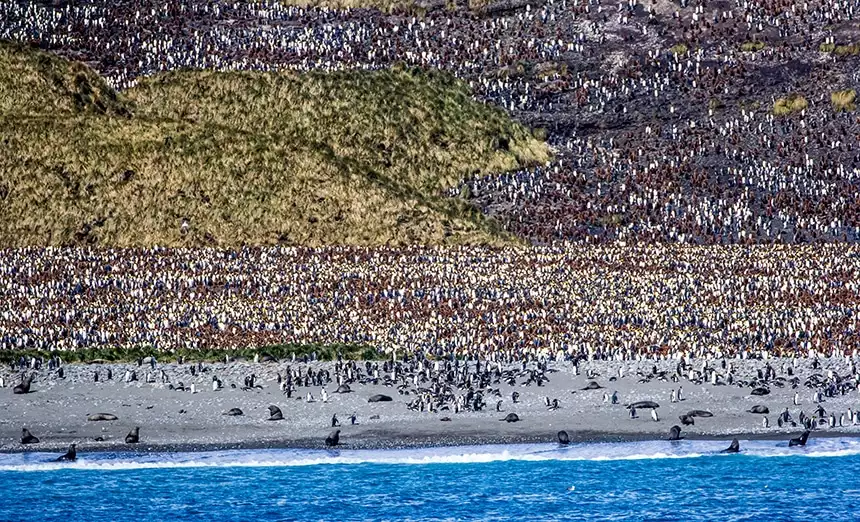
top-left (0, 42), bottom-right (548, 247)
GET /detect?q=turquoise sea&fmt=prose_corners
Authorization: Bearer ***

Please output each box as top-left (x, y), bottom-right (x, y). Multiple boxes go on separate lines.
top-left (1, 438), bottom-right (859, 521)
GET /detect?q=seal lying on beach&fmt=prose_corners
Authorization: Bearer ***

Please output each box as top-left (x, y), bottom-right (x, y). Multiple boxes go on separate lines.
top-left (223, 408), bottom-right (244, 416)
top-left (747, 405), bottom-right (769, 414)
top-left (581, 381), bottom-right (602, 390)
top-left (125, 427), bottom-right (140, 444)
top-left (87, 413), bottom-right (118, 422)
top-left (720, 439), bottom-right (740, 454)
top-left (267, 405), bottom-right (284, 421)
top-left (687, 410), bottom-right (713, 418)
top-left (500, 413), bottom-right (520, 423)
top-left (334, 384), bottom-right (352, 394)
top-left (557, 430), bottom-right (570, 445)
top-left (325, 429), bottom-right (340, 447)
top-left (789, 431), bottom-right (810, 448)
top-left (627, 401), bottom-right (659, 410)
top-left (13, 374), bottom-right (34, 394)
top-left (368, 394), bottom-right (392, 403)
top-left (668, 426), bottom-right (682, 441)
top-left (750, 387), bottom-right (770, 396)
top-left (21, 428), bottom-right (39, 444)
top-left (55, 444), bottom-right (76, 462)
top-left (679, 414), bottom-right (695, 426)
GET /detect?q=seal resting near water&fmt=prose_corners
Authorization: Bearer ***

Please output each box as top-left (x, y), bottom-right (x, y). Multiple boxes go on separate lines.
top-left (325, 429), bottom-right (340, 447)
top-left (500, 413), bottom-right (520, 423)
top-left (55, 444), bottom-right (76, 462)
top-left (223, 408), bottom-right (243, 416)
top-left (557, 430), bottom-right (570, 445)
top-left (125, 427), bottom-right (140, 444)
top-left (789, 431), bottom-right (810, 447)
top-left (687, 410), bottom-right (713, 418)
top-left (668, 426), bottom-right (683, 441)
top-left (267, 405), bottom-right (284, 421)
top-left (21, 428), bottom-right (39, 444)
top-left (87, 413), bottom-right (118, 422)
top-left (720, 439), bottom-right (740, 454)
top-left (368, 394), bottom-right (392, 403)
top-left (13, 374), bottom-right (34, 394)
top-left (747, 405), bottom-right (769, 414)
top-left (679, 414), bottom-right (695, 426)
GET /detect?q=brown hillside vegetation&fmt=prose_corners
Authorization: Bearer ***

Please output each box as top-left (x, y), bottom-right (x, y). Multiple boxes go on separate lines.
top-left (0, 42), bottom-right (548, 247)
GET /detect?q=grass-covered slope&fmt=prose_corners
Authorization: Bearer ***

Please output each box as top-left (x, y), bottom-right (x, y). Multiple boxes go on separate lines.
top-left (0, 42), bottom-right (548, 247)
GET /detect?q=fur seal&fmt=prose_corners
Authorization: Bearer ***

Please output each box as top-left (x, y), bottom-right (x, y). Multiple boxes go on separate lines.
top-left (367, 394), bottom-right (393, 403)
top-left (20, 428), bottom-right (39, 444)
top-left (325, 429), bottom-right (340, 447)
top-left (789, 431), bottom-right (810, 448)
top-left (720, 439), bottom-right (740, 454)
top-left (334, 384), bottom-right (352, 394)
top-left (267, 405), bottom-right (284, 421)
top-left (13, 374), bottom-right (34, 394)
top-left (747, 405), bottom-right (769, 414)
top-left (750, 387), bottom-right (770, 396)
top-left (627, 401), bottom-right (659, 410)
top-left (679, 414), bottom-right (695, 426)
top-left (440, 417), bottom-right (452, 422)
top-left (557, 430), bottom-right (570, 445)
top-left (87, 413), bottom-right (118, 422)
top-left (687, 410), bottom-right (713, 418)
top-left (581, 381), bottom-right (603, 390)
top-left (125, 427), bottom-right (140, 444)
top-left (501, 413), bottom-right (520, 423)
top-left (668, 426), bottom-right (682, 441)
top-left (55, 444), bottom-right (77, 462)
top-left (223, 408), bottom-right (244, 416)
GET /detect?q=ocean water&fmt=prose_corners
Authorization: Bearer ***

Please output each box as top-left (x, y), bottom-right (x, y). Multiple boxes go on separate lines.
top-left (1, 438), bottom-right (860, 521)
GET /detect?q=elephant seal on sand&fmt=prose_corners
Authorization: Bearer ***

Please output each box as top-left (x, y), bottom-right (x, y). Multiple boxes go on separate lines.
top-left (581, 381), bottom-right (602, 390)
top-left (720, 439), bottom-right (740, 454)
top-left (267, 405), bottom-right (284, 421)
top-left (325, 430), bottom-right (340, 447)
top-left (627, 401), bottom-right (659, 410)
top-left (56, 444), bottom-right (77, 462)
top-left (557, 430), bottom-right (570, 445)
top-left (687, 410), bottom-right (713, 418)
top-left (13, 374), bottom-right (34, 394)
top-left (668, 426), bottom-right (682, 441)
top-left (334, 384), bottom-right (352, 394)
top-left (500, 413), bottom-right (520, 423)
top-left (21, 428), bottom-right (39, 444)
top-left (87, 413), bottom-right (118, 422)
top-left (750, 387), bottom-right (770, 396)
top-left (223, 408), bottom-right (244, 416)
top-left (125, 427), bottom-right (140, 444)
top-left (789, 431), bottom-right (810, 447)
top-left (368, 394), bottom-right (392, 403)
top-left (747, 405), bottom-right (769, 414)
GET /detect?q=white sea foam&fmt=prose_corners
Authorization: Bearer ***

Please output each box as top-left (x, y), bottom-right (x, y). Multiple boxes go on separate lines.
top-left (2, 438), bottom-right (859, 472)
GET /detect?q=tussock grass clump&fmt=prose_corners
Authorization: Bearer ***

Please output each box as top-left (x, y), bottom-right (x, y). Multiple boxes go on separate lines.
top-left (820, 42), bottom-right (836, 53)
top-left (741, 41), bottom-right (766, 52)
top-left (670, 44), bottom-right (689, 56)
top-left (0, 42), bottom-right (549, 247)
top-left (835, 44), bottom-right (860, 56)
top-left (831, 89), bottom-right (857, 112)
top-left (773, 94), bottom-right (808, 116)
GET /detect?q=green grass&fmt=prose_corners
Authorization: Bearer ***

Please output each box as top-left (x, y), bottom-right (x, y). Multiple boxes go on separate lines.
top-left (741, 41), bottom-right (766, 52)
top-left (0, 42), bottom-right (549, 247)
top-left (670, 44), bottom-right (689, 56)
top-left (831, 89), bottom-right (856, 112)
top-left (773, 94), bottom-right (808, 116)
top-left (819, 42), bottom-right (860, 55)
top-left (0, 343), bottom-right (385, 364)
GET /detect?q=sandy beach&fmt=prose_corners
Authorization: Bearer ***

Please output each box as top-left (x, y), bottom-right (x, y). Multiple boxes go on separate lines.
top-left (2, 356), bottom-right (858, 454)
